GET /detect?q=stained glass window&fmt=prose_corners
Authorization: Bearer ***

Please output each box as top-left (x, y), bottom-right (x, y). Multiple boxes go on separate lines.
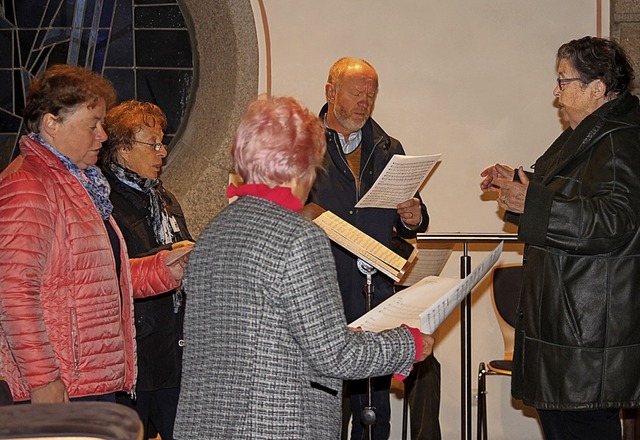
top-left (0, 0), bottom-right (194, 170)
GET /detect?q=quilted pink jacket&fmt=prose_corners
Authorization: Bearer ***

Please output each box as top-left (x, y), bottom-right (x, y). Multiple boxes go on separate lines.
top-left (0, 136), bottom-right (180, 402)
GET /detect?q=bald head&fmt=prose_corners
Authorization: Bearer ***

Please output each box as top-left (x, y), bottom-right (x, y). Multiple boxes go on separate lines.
top-left (327, 57), bottom-right (378, 88)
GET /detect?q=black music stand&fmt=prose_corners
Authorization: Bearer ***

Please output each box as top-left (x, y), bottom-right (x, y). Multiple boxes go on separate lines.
top-left (416, 233), bottom-right (519, 440)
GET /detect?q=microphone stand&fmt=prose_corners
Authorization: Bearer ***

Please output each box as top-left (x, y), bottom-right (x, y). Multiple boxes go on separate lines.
top-left (357, 258), bottom-right (378, 440)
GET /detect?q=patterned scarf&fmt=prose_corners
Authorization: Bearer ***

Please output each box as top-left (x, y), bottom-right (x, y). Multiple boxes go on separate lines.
top-left (30, 133), bottom-right (113, 220)
top-left (108, 162), bottom-right (177, 246)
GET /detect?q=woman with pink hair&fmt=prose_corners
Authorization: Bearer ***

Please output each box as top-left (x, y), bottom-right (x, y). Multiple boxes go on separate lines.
top-left (174, 95), bottom-right (434, 439)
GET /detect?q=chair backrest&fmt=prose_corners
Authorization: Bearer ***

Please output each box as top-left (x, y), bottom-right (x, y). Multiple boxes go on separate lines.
top-left (491, 264), bottom-right (523, 361)
top-left (0, 402), bottom-right (143, 439)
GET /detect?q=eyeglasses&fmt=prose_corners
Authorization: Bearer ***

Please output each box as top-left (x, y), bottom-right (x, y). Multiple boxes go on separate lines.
top-left (133, 140), bottom-right (165, 151)
top-left (556, 77), bottom-right (582, 91)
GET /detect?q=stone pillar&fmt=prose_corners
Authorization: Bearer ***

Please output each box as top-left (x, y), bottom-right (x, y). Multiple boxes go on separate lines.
top-left (162, 0), bottom-right (258, 237)
top-left (611, 0), bottom-right (640, 93)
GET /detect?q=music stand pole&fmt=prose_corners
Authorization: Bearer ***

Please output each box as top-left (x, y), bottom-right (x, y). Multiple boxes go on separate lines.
top-left (416, 233), bottom-right (520, 440)
top-left (357, 258), bottom-right (378, 440)
top-left (460, 242), bottom-right (472, 440)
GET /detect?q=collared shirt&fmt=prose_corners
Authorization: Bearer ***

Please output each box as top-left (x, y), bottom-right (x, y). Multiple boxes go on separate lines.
top-left (323, 116), bottom-right (362, 154)
top-left (338, 130), bottom-right (362, 154)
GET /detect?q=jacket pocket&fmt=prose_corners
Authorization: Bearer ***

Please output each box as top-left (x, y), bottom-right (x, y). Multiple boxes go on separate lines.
top-left (310, 381), bottom-right (338, 396)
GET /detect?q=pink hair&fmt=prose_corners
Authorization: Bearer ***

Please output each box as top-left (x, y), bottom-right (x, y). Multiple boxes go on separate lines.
top-left (232, 95), bottom-right (326, 186)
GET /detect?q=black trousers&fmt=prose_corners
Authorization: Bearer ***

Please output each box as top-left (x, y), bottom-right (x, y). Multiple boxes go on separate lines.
top-left (342, 355), bottom-right (441, 440)
top-left (117, 387), bottom-right (180, 440)
top-left (537, 408), bottom-right (621, 440)
top-left (405, 355), bottom-right (442, 440)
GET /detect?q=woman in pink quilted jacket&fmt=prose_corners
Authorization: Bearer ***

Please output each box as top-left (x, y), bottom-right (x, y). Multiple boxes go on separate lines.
top-left (0, 65), bottom-right (190, 404)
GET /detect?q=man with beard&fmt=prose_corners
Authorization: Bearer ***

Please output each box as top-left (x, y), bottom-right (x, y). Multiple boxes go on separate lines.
top-left (308, 57), bottom-right (441, 440)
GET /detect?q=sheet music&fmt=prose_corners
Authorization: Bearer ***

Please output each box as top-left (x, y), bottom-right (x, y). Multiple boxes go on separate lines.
top-left (397, 247), bottom-right (453, 286)
top-left (349, 242), bottom-right (503, 333)
top-left (355, 154), bottom-right (441, 209)
top-left (313, 210), bottom-right (407, 281)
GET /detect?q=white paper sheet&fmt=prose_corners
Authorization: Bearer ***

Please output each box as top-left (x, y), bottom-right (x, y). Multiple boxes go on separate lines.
top-left (396, 247), bottom-right (453, 286)
top-left (313, 210), bottom-right (407, 281)
top-left (349, 242), bottom-right (503, 333)
top-left (354, 154), bottom-right (441, 209)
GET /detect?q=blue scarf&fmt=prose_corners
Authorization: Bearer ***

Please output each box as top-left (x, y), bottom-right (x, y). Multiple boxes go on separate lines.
top-left (30, 133), bottom-right (113, 220)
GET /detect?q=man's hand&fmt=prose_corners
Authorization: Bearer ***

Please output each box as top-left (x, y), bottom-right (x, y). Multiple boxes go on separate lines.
top-left (397, 197), bottom-right (422, 227)
top-left (30, 378), bottom-right (69, 404)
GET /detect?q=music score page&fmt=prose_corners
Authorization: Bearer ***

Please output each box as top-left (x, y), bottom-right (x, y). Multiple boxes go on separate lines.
top-left (354, 154), bottom-right (441, 209)
top-left (313, 210), bottom-right (408, 281)
top-left (349, 242), bottom-right (503, 334)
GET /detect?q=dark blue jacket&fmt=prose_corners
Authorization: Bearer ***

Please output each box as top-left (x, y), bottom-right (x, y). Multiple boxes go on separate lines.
top-left (308, 104), bottom-right (429, 322)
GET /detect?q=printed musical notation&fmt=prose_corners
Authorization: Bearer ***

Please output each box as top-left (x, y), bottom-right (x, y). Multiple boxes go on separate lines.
top-left (355, 154), bottom-right (441, 209)
top-left (349, 242), bottom-right (503, 333)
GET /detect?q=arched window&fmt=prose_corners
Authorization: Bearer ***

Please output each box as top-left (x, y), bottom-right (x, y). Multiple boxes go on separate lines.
top-left (0, 0), bottom-right (194, 169)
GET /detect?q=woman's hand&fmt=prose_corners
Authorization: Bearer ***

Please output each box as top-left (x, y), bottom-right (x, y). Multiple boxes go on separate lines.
top-left (165, 241), bottom-right (195, 281)
top-left (417, 333), bottom-right (435, 362)
top-left (493, 167), bottom-right (530, 214)
top-left (480, 163), bottom-right (514, 192)
top-left (30, 378), bottom-right (69, 404)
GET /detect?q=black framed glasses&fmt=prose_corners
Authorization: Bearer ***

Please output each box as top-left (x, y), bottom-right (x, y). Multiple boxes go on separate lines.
top-left (556, 77), bottom-right (582, 91)
top-left (133, 140), bottom-right (165, 151)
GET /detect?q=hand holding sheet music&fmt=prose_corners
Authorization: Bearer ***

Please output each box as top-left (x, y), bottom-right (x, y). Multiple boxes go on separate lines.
top-left (165, 241), bottom-right (195, 266)
top-left (349, 242), bottom-right (503, 333)
top-left (355, 154), bottom-right (441, 209)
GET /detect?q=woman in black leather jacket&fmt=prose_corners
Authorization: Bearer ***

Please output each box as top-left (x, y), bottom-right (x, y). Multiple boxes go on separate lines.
top-left (481, 37), bottom-right (640, 440)
top-left (100, 101), bottom-right (193, 440)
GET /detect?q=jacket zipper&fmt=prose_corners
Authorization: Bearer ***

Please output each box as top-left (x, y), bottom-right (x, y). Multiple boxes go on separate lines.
top-left (360, 137), bottom-right (385, 197)
top-left (333, 132), bottom-right (385, 205)
top-left (103, 217), bottom-right (138, 399)
top-left (70, 308), bottom-right (80, 377)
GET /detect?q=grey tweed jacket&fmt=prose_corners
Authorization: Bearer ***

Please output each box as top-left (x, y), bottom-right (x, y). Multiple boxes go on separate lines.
top-left (173, 196), bottom-right (416, 439)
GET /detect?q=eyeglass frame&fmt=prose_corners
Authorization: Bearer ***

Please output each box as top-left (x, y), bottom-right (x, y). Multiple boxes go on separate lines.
top-left (133, 140), bottom-right (165, 151)
top-left (556, 77), bottom-right (583, 91)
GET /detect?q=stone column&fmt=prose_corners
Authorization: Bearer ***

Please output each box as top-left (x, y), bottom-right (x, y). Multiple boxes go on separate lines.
top-left (163, 0), bottom-right (258, 237)
top-left (611, 0), bottom-right (640, 93)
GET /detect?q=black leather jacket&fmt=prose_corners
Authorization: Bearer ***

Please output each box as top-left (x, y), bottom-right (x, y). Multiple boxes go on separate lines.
top-left (508, 92), bottom-right (640, 409)
top-left (102, 165), bottom-right (193, 391)
top-left (307, 104), bottom-right (429, 322)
